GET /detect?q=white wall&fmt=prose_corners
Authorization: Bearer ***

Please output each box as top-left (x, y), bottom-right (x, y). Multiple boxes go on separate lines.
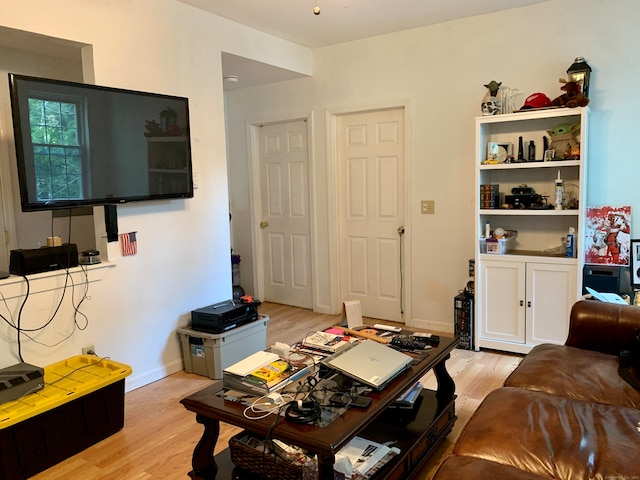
top-left (0, 0), bottom-right (312, 390)
top-left (226, 0), bottom-right (640, 331)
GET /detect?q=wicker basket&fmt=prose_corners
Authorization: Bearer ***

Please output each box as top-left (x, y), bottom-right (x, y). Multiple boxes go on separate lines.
top-left (229, 431), bottom-right (303, 480)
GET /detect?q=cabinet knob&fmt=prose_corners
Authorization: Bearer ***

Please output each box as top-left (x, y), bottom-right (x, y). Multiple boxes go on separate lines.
top-left (520, 300), bottom-right (524, 307)
top-left (527, 301), bottom-right (532, 308)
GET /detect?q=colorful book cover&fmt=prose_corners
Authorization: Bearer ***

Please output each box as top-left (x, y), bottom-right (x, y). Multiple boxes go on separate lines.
top-left (249, 360), bottom-right (290, 382)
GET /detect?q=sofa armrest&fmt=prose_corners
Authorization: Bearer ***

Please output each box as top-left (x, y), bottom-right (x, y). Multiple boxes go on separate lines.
top-left (565, 299), bottom-right (640, 355)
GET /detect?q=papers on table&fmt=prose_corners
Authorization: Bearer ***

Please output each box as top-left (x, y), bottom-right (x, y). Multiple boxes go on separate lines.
top-left (223, 351), bottom-right (279, 377)
top-left (335, 436), bottom-right (399, 479)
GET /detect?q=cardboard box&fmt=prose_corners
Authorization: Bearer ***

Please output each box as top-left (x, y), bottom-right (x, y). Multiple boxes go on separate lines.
top-left (178, 315), bottom-right (269, 379)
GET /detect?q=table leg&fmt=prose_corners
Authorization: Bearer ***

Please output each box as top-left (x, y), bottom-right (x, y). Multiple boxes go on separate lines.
top-left (434, 353), bottom-right (455, 400)
top-left (317, 454), bottom-right (336, 480)
top-left (188, 414), bottom-right (220, 480)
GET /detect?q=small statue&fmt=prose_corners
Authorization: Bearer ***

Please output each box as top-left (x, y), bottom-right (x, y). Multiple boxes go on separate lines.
top-left (550, 78), bottom-right (590, 108)
top-left (144, 119), bottom-right (163, 137)
top-left (547, 123), bottom-right (580, 159)
top-left (482, 80), bottom-right (502, 115)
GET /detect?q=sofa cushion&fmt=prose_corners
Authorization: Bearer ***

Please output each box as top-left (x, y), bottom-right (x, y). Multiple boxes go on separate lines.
top-left (432, 455), bottom-right (550, 480)
top-left (504, 343), bottom-right (640, 408)
top-left (453, 387), bottom-right (640, 480)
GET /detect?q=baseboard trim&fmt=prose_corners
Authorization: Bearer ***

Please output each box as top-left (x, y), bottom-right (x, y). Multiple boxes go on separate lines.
top-left (410, 318), bottom-right (454, 335)
top-left (125, 359), bottom-right (183, 392)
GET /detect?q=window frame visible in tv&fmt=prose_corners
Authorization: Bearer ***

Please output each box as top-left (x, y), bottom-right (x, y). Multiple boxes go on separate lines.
top-left (8, 73), bottom-right (194, 212)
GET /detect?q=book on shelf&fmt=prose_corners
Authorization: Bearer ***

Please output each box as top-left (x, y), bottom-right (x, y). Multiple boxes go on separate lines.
top-left (301, 331), bottom-right (352, 353)
top-left (480, 184), bottom-right (500, 209)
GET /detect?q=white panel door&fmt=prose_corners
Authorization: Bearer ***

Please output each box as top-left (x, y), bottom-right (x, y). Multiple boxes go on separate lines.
top-left (526, 262), bottom-right (577, 346)
top-left (337, 108), bottom-right (405, 321)
top-left (479, 260), bottom-right (526, 343)
top-left (259, 120), bottom-right (312, 308)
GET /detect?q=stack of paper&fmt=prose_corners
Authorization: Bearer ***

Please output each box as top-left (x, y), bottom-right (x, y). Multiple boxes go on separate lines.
top-left (223, 351), bottom-right (310, 396)
top-left (301, 331), bottom-right (352, 353)
top-left (335, 436), bottom-right (399, 480)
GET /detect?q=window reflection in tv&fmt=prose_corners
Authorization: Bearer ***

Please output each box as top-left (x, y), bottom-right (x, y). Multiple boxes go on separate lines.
top-left (9, 74), bottom-right (194, 211)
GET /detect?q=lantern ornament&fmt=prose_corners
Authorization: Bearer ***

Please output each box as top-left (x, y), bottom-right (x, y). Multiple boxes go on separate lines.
top-left (567, 57), bottom-right (592, 98)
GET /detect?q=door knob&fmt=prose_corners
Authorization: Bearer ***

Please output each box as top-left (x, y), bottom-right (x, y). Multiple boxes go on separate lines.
top-left (260, 221), bottom-right (269, 229)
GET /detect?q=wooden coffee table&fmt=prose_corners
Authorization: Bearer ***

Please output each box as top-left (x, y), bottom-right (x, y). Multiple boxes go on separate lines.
top-left (181, 335), bottom-right (458, 479)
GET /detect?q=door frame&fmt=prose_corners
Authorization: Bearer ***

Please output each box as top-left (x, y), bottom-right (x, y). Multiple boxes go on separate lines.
top-left (246, 112), bottom-right (317, 309)
top-left (325, 99), bottom-right (413, 323)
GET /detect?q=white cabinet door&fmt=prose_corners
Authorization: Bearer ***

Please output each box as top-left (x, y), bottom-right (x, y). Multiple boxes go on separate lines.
top-left (478, 260), bottom-right (526, 344)
top-left (526, 262), bottom-right (577, 346)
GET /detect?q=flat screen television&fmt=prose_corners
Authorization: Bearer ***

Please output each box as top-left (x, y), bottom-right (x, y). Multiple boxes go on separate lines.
top-left (8, 73), bottom-right (194, 211)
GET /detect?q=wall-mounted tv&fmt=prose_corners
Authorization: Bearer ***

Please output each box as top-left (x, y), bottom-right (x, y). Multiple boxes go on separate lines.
top-left (8, 73), bottom-right (194, 211)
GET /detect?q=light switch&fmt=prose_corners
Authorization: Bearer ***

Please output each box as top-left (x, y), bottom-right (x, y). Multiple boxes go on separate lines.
top-left (421, 200), bottom-right (435, 214)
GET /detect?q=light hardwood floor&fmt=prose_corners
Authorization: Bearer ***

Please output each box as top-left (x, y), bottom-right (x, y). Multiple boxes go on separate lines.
top-left (31, 302), bottom-right (522, 480)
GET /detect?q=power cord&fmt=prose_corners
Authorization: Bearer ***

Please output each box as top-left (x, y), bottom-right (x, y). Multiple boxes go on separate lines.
top-left (243, 392), bottom-right (295, 420)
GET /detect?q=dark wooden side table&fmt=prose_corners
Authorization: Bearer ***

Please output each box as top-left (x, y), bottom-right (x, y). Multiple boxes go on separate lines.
top-left (181, 335), bottom-right (458, 480)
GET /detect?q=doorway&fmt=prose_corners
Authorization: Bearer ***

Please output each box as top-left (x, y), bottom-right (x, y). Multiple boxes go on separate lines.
top-left (336, 107), bottom-right (406, 322)
top-left (256, 119), bottom-right (313, 309)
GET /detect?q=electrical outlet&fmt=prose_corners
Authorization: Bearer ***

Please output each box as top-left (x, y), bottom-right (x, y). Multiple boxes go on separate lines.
top-left (82, 345), bottom-right (95, 355)
top-left (421, 200), bottom-right (435, 214)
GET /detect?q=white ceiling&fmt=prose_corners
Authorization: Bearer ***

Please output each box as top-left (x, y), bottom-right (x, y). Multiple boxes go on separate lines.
top-left (180, 0), bottom-right (548, 49)
top-left (181, 0), bottom-right (549, 90)
top-left (2, 2), bottom-right (550, 91)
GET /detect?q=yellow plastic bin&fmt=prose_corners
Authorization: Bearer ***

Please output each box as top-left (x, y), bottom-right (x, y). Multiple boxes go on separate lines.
top-left (0, 355), bottom-right (132, 480)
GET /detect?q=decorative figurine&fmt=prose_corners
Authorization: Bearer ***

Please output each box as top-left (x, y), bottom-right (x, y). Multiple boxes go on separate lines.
top-left (481, 80), bottom-right (502, 115)
top-left (550, 78), bottom-right (589, 108)
top-left (547, 123), bottom-right (580, 159)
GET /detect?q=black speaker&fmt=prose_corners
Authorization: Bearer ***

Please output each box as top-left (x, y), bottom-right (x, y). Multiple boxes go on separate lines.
top-left (104, 205), bottom-right (118, 243)
top-left (9, 244), bottom-right (79, 276)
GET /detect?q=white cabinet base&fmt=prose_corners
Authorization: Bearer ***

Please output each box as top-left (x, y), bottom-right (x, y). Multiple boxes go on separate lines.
top-left (477, 258), bottom-right (576, 354)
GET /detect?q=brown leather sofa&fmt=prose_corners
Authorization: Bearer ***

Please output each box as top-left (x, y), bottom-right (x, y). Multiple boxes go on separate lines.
top-left (432, 300), bottom-right (640, 479)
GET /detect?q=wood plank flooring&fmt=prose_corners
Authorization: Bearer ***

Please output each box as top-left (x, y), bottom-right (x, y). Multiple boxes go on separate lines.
top-left (31, 302), bottom-right (522, 480)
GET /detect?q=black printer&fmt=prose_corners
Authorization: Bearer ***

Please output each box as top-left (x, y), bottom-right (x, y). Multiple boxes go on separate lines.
top-left (191, 299), bottom-right (260, 334)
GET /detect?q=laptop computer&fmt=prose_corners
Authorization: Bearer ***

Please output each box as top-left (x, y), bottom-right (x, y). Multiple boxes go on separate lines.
top-left (585, 286), bottom-right (628, 305)
top-left (323, 339), bottom-right (413, 390)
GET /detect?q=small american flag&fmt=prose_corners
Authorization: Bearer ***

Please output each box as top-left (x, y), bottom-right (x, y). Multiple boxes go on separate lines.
top-left (120, 232), bottom-right (137, 256)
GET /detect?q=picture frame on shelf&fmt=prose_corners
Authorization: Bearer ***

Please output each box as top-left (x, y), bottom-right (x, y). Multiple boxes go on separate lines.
top-left (630, 239), bottom-right (640, 288)
top-left (487, 142), bottom-right (513, 164)
top-left (543, 150), bottom-right (555, 162)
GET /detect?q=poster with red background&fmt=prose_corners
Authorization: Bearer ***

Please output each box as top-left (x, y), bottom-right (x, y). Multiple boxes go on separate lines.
top-left (584, 206), bottom-right (631, 265)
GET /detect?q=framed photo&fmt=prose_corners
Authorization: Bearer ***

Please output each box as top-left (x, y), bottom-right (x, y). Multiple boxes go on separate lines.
top-left (543, 149), bottom-right (555, 161)
top-left (487, 142), bottom-right (513, 163)
top-left (631, 239), bottom-right (640, 288)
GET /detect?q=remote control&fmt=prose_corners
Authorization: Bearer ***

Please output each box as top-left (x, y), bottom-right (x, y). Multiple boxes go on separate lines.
top-left (391, 335), bottom-right (430, 350)
top-left (413, 332), bottom-right (433, 338)
top-left (373, 323), bottom-right (402, 333)
top-left (412, 332), bottom-right (440, 345)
